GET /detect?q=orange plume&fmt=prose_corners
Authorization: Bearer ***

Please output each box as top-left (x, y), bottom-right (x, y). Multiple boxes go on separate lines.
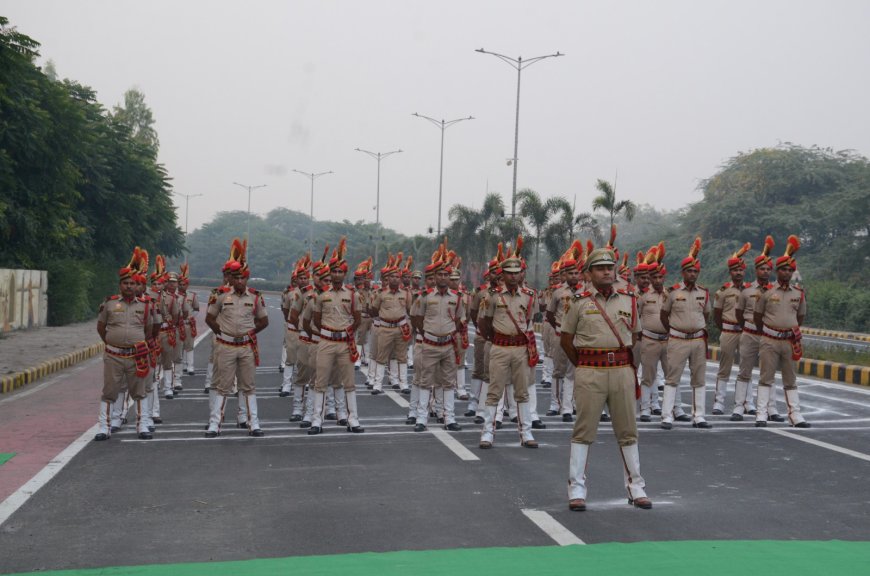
top-left (608, 225), bottom-right (617, 248)
top-left (586, 239), bottom-right (595, 257)
top-left (688, 236), bottom-right (701, 259)
top-left (514, 235), bottom-right (524, 257)
top-left (784, 235), bottom-right (800, 257)
top-left (761, 235), bottom-right (774, 257)
top-left (636, 251), bottom-right (644, 266)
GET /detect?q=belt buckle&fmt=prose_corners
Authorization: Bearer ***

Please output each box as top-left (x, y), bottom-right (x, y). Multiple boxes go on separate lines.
top-left (607, 351), bottom-right (615, 364)
top-left (234, 337), bottom-right (245, 344)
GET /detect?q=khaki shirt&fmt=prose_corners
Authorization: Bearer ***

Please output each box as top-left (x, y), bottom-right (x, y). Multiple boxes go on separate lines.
top-left (98, 296), bottom-right (156, 348)
top-left (300, 289), bottom-right (321, 336)
top-left (472, 285), bottom-right (499, 325)
top-left (714, 282), bottom-right (746, 324)
top-left (183, 290), bottom-right (200, 313)
top-left (637, 287), bottom-right (669, 334)
top-left (315, 285), bottom-right (356, 331)
top-left (738, 282), bottom-right (768, 322)
top-left (357, 288), bottom-right (371, 317)
top-left (207, 288), bottom-right (267, 337)
top-left (373, 288), bottom-right (410, 321)
top-left (562, 288), bottom-right (639, 349)
top-left (417, 288), bottom-right (463, 336)
top-left (755, 282), bottom-right (806, 329)
top-left (547, 283), bottom-right (577, 329)
top-left (485, 287), bottom-right (537, 336)
top-left (662, 282), bottom-right (711, 332)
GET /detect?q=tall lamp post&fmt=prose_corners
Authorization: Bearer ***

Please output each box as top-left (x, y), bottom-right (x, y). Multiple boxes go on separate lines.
top-left (233, 182), bottom-right (266, 265)
top-left (355, 147), bottom-right (402, 268)
top-left (412, 113), bottom-right (474, 237)
top-left (174, 192), bottom-right (203, 263)
top-left (292, 169), bottom-right (333, 253)
top-left (475, 48), bottom-right (563, 220)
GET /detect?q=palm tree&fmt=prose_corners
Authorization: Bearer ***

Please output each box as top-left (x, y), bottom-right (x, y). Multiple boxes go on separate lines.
top-left (592, 178), bottom-right (636, 229)
top-left (446, 192), bottom-right (509, 281)
top-left (516, 188), bottom-right (563, 288)
top-left (541, 197), bottom-right (602, 263)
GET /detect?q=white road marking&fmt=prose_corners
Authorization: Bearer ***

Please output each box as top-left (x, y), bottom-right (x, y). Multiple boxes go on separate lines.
top-left (521, 509), bottom-right (585, 546)
top-left (766, 428), bottom-right (870, 463)
top-left (0, 424), bottom-right (98, 527)
top-left (385, 390), bottom-right (409, 408)
top-left (193, 328), bottom-right (212, 347)
top-left (429, 429), bottom-right (480, 461)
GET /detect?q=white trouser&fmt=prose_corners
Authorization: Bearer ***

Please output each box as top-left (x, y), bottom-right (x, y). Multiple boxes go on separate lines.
top-left (785, 388), bottom-right (805, 425)
top-left (242, 393), bottom-right (261, 430)
top-left (345, 390), bottom-right (361, 427)
top-left (398, 363), bottom-right (409, 391)
top-left (692, 386), bottom-right (707, 423)
top-left (517, 402), bottom-right (535, 443)
top-left (562, 370), bottom-right (575, 416)
top-left (416, 388), bottom-right (432, 426)
top-left (280, 365), bottom-right (294, 393)
top-left (542, 356), bottom-right (553, 383)
top-left (713, 378), bottom-right (728, 413)
top-left (292, 383), bottom-right (306, 416)
top-left (568, 443), bottom-right (589, 500)
top-left (468, 378), bottom-right (482, 413)
top-left (97, 401), bottom-right (113, 436)
top-left (373, 363), bottom-right (388, 392)
top-left (620, 443), bottom-right (648, 501)
top-left (408, 384), bottom-right (420, 418)
top-left (480, 405), bottom-right (497, 444)
top-left (206, 390), bottom-right (226, 434)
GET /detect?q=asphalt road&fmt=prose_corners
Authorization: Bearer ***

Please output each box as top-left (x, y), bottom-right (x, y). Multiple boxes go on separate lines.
top-left (1, 291), bottom-right (869, 574)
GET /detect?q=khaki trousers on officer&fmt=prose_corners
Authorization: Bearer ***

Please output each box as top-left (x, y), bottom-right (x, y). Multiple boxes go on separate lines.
top-left (357, 317), bottom-right (372, 346)
top-left (420, 343), bottom-right (456, 390)
top-left (296, 341), bottom-right (315, 387)
top-left (550, 331), bottom-right (570, 380)
top-left (571, 365), bottom-right (638, 446)
top-left (542, 322), bottom-right (554, 356)
top-left (759, 337), bottom-right (797, 390)
top-left (717, 331), bottom-right (741, 379)
top-left (213, 341), bottom-right (256, 396)
top-left (284, 329), bottom-right (300, 365)
top-left (640, 337), bottom-right (669, 389)
top-left (183, 325), bottom-right (195, 352)
top-left (486, 345), bottom-right (529, 405)
top-left (377, 326), bottom-right (409, 364)
top-left (315, 340), bottom-right (355, 392)
top-left (471, 334), bottom-right (489, 381)
top-left (102, 353), bottom-right (148, 402)
top-left (159, 330), bottom-right (175, 370)
top-left (736, 332), bottom-right (760, 383)
top-left (665, 337), bottom-right (707, 388)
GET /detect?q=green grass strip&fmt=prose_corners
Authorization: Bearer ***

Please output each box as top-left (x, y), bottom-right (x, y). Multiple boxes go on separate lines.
top-left (3, 540), bottom-right (869, 576)
top-left (0, 453), bottom-right (15, 466)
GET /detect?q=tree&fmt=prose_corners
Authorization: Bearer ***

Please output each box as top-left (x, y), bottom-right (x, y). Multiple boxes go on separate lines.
top-left (112, 88), bottom-right (159, 151)
top-left (592, 178), bottom-right (636, 229)
top-left (516, 188), bottom-right (564, 287)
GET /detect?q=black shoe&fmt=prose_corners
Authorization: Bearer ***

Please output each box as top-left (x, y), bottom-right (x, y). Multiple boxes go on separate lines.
top-left (187, 369), bottom-right (195, 375)
top-left (712, 409), bottom-right (724, 415)
top-left (148, 426), bottom-right (155, 433)
top-left (237, 422), bottom-right (248, 429)
top-left (400, 388), bottom-right (411, 395)
top-left (730, 413), bottom-right (744, 421)
top-left (94, 433), bottom-right (109, 441)
top-left (203, 387), bottom-right (210, 394)
top-left (495, 421), bottom-right (503, 430)
top-left (405, 416), bottom-right (417, 425)
top-left (152, 417), bottom-right (163, 424)
top-left (541, 381), bottom-right (552, 389)
top-left (430, 411), bottom-right (438, 418)
top-left (173, 386), bottom-right (183, 392)
top-left (474, 416), bottom-right (484, 424)
top-left (338, 419), bottom-right (348, 426)
top-left (365, 382), bottom-right (374, 389)
top-left (444, 422), bottom-right (462, 431)
top-left (658, 385), bottom-right (664, 391)
top-left (532, 420), bottom-right (546, 429)
top-left (347, 425), bottom-right (365, 433)
top-left (325, 413), bottom-right (337, 420)
top-left (110, 426), bottom-right (120, 433)
top-left (164, 393), bottom-right (174, 400)
top-left (769, 414), bottom-right (785, 422)
top-left (747, 409), bottom-right (757, 415)
top-left (674, 414), bottom-right (692, 422)
top-left (279, 391), bottom-right (291, 397)
top-left (278, 365), bottom-right (284, 373)
top-left (562, 413), bottom-right (574, 423)
top-left (250, 429), bottom-right (265, 437)
top-left (600, 413), bottom-right (611, 422)
top-left (371, 389), bottom-right (383, 395)
top-left (289, 414), bottom-right (302, 422)
top-left (204, 430), bottom-right (219, 438)
top-left (546, 410), bottom-right (559, 416)
top-left (692, 421), bottom-right (713, 429)
top-left (793, 421), bottom-right (812, 428)
top-left (307, 426), bottom-right (322, 435)
top-left (503, 410), bottom-right (510, 417)
top-left (652, 409), bottom-right (662, 416)
top-left (138, 431), bottom-right (153, 440)
top-left (464, 410), bottom-right (476, 417)
top-left (510, 417), bottom-right (518, 423)
top-left (660, 421), bottom-right (673, 430)
top-left (755, 420), bottom-right (767, 427)
top-left (392, 384), bottom-right (401, 390)
top-left (300, 421), bottom-right (312, 429)
top-left (436, 417), bottom-right (445, 424)
top-left (640, 415), bottom-right (651, 422)
top-left (414, 423), bottom-right (427, 432)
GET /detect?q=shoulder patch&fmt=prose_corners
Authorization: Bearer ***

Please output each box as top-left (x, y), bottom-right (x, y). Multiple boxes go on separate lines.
top-left (219, 286), bottom-right (231, 293)
top-left (721, 282), bottom-right (732, 290)
top-left (106, 295), bottom-right (120, 301)
top-left (743, 282), bottom-right (752, 289)
top-left (248, 287), bottom-right (260, 295)
top-left (575, 291), bottom-right (592, 299)
top-left (671, 283), bottom-right (681, 290)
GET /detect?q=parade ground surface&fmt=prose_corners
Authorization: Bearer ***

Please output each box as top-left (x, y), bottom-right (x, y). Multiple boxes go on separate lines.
top-left (1, 291), bottom-right (869, 575)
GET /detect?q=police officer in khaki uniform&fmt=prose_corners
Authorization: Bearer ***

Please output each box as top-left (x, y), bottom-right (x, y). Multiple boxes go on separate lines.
top-left (712, 243), bottom-right (751, 414)
top-left (354, 258), bottom-right (374, 369)
top-left (95, 248), bottom-right (160, 441)
top-left (754, 235), bottom-right (809, 428)
top-left (561, 247), bottom-right (651, 511)
top-left (546, 241), bottom-right (584, 422)
top-left (279, 260), bottom-right (305, 397)
top-left (660, 237), bottom-right (713, 429)
top-left (309, 238), bottom-right (364, 435)
top-left (448, 262), bottom-right (471, 400)
top-left (178, 264), bottom-right (199, 376)
top-left (163, 270), bottom-right (189, 394)
top-left (297, 256), bottom-right (331, 426)
top-left (412, 246), bottom-right (464, 431)
top-left (468, 257), bottom-right (501, 423)
top-left (731, 236), bottom-right (776, 421)
top-left (477, 237), bottom-right (539, 449)
top-left (371, 253), bottom-right (412, 394)
top-left (204, 238), bottom-right (269, 437)
top-left (540, 266), bottom-right (559, 389)
top-left (637, 244), bottom-right (668, 422)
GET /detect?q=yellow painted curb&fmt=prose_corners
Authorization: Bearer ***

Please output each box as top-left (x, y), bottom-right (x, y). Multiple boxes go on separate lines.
top-left (0, 342), bottom-right (105, 395)
top-left (801, 327), bottom-right (870, 343)
top-left (707, 344), bottom-right (869, 387)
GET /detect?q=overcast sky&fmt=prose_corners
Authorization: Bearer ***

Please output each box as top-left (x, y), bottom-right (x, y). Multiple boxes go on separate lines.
top-left (5, 0), bottom-right (869, 237)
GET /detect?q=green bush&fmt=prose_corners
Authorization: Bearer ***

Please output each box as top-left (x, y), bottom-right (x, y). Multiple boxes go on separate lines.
top-left (45, 258), bottom-right (95, 325)
top-left (803, 280), bottom-right (870, 333)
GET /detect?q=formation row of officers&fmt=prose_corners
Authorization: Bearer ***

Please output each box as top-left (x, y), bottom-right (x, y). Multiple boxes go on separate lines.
top-left (96, 229), bottom-right (808, 511)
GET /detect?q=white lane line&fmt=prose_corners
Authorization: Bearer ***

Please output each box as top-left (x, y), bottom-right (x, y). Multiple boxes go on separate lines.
top-left (766, 428), bottom-right (870, 463)
top-left (429, 429), bottom-right (480, 461)
top-left (521, 509), bottom-right (585, 546)
top-left (385, 391), bottom-right (409, 408)
top-left (0, 424), bottom-right (98, 527)
top-left (193, 328), bottom-right (213, 348)
top-left (123, 429), bottom-right (432, 442)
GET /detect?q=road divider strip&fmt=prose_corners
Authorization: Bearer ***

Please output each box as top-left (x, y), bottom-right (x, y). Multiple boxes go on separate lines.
top-left (800, 327), bottom-right (870, 342)
top-left (0, 342), bottom-right (104, 395)
top-left (704, 345), bottom-right (870, 386)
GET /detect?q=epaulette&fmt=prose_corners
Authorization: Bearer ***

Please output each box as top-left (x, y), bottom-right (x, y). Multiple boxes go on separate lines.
top-left (616, 287), bottom-right (634, 296)
top-left (794, 284), bottom-right (804, 292)
top-left (521, 286), bottom-right (535, 296)
top-left (764, 283), bottom-right (774, 290)
top-left (743, 282), bottom-right (752, 289)
top-left (425, 287), bottom-right (434, 294)
top-left (575, 290), bottom-right (592, 299)
top-left (449, 288), bottom-right (458, 296)
top-left (671, 283), bottom-right (682, 290)
top-left (697, 284), bottom-right (707, 291)
top-left (346, 284), bottom-right (356, 291)
top-left (721, 282), bottom-right (733, 290)
top-left (219, 286), bottom-right (231, 293)
top-left (106, 295), bottom-right (120, 301)
top-left (248, 287), bottom-right (260, 295)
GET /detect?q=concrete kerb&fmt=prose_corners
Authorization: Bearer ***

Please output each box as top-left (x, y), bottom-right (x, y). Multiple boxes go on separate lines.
top-left (801, 327), bottom-right (870, 343)
top-left (0, 342), bottom-right (105, 395)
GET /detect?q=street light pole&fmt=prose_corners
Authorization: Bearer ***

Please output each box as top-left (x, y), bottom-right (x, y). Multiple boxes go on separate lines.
top-left (412, 113), bottom-right (474, 237)
top-left (232, 182), bottom-right (266, 265)
top-left (475, 48), bottom-right (563, 220)
top-left (355, 148), bottom-right (402, 268)
top-left (292, 169), bottom-right (333, 253)
top-left (174, 192), bottom-right (204, 263)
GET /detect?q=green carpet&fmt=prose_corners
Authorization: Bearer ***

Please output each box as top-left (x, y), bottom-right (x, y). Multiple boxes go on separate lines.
top-left (4, 541), bottom-right (868, 576)
top-left (0, 453), bottom-right (14, 466)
